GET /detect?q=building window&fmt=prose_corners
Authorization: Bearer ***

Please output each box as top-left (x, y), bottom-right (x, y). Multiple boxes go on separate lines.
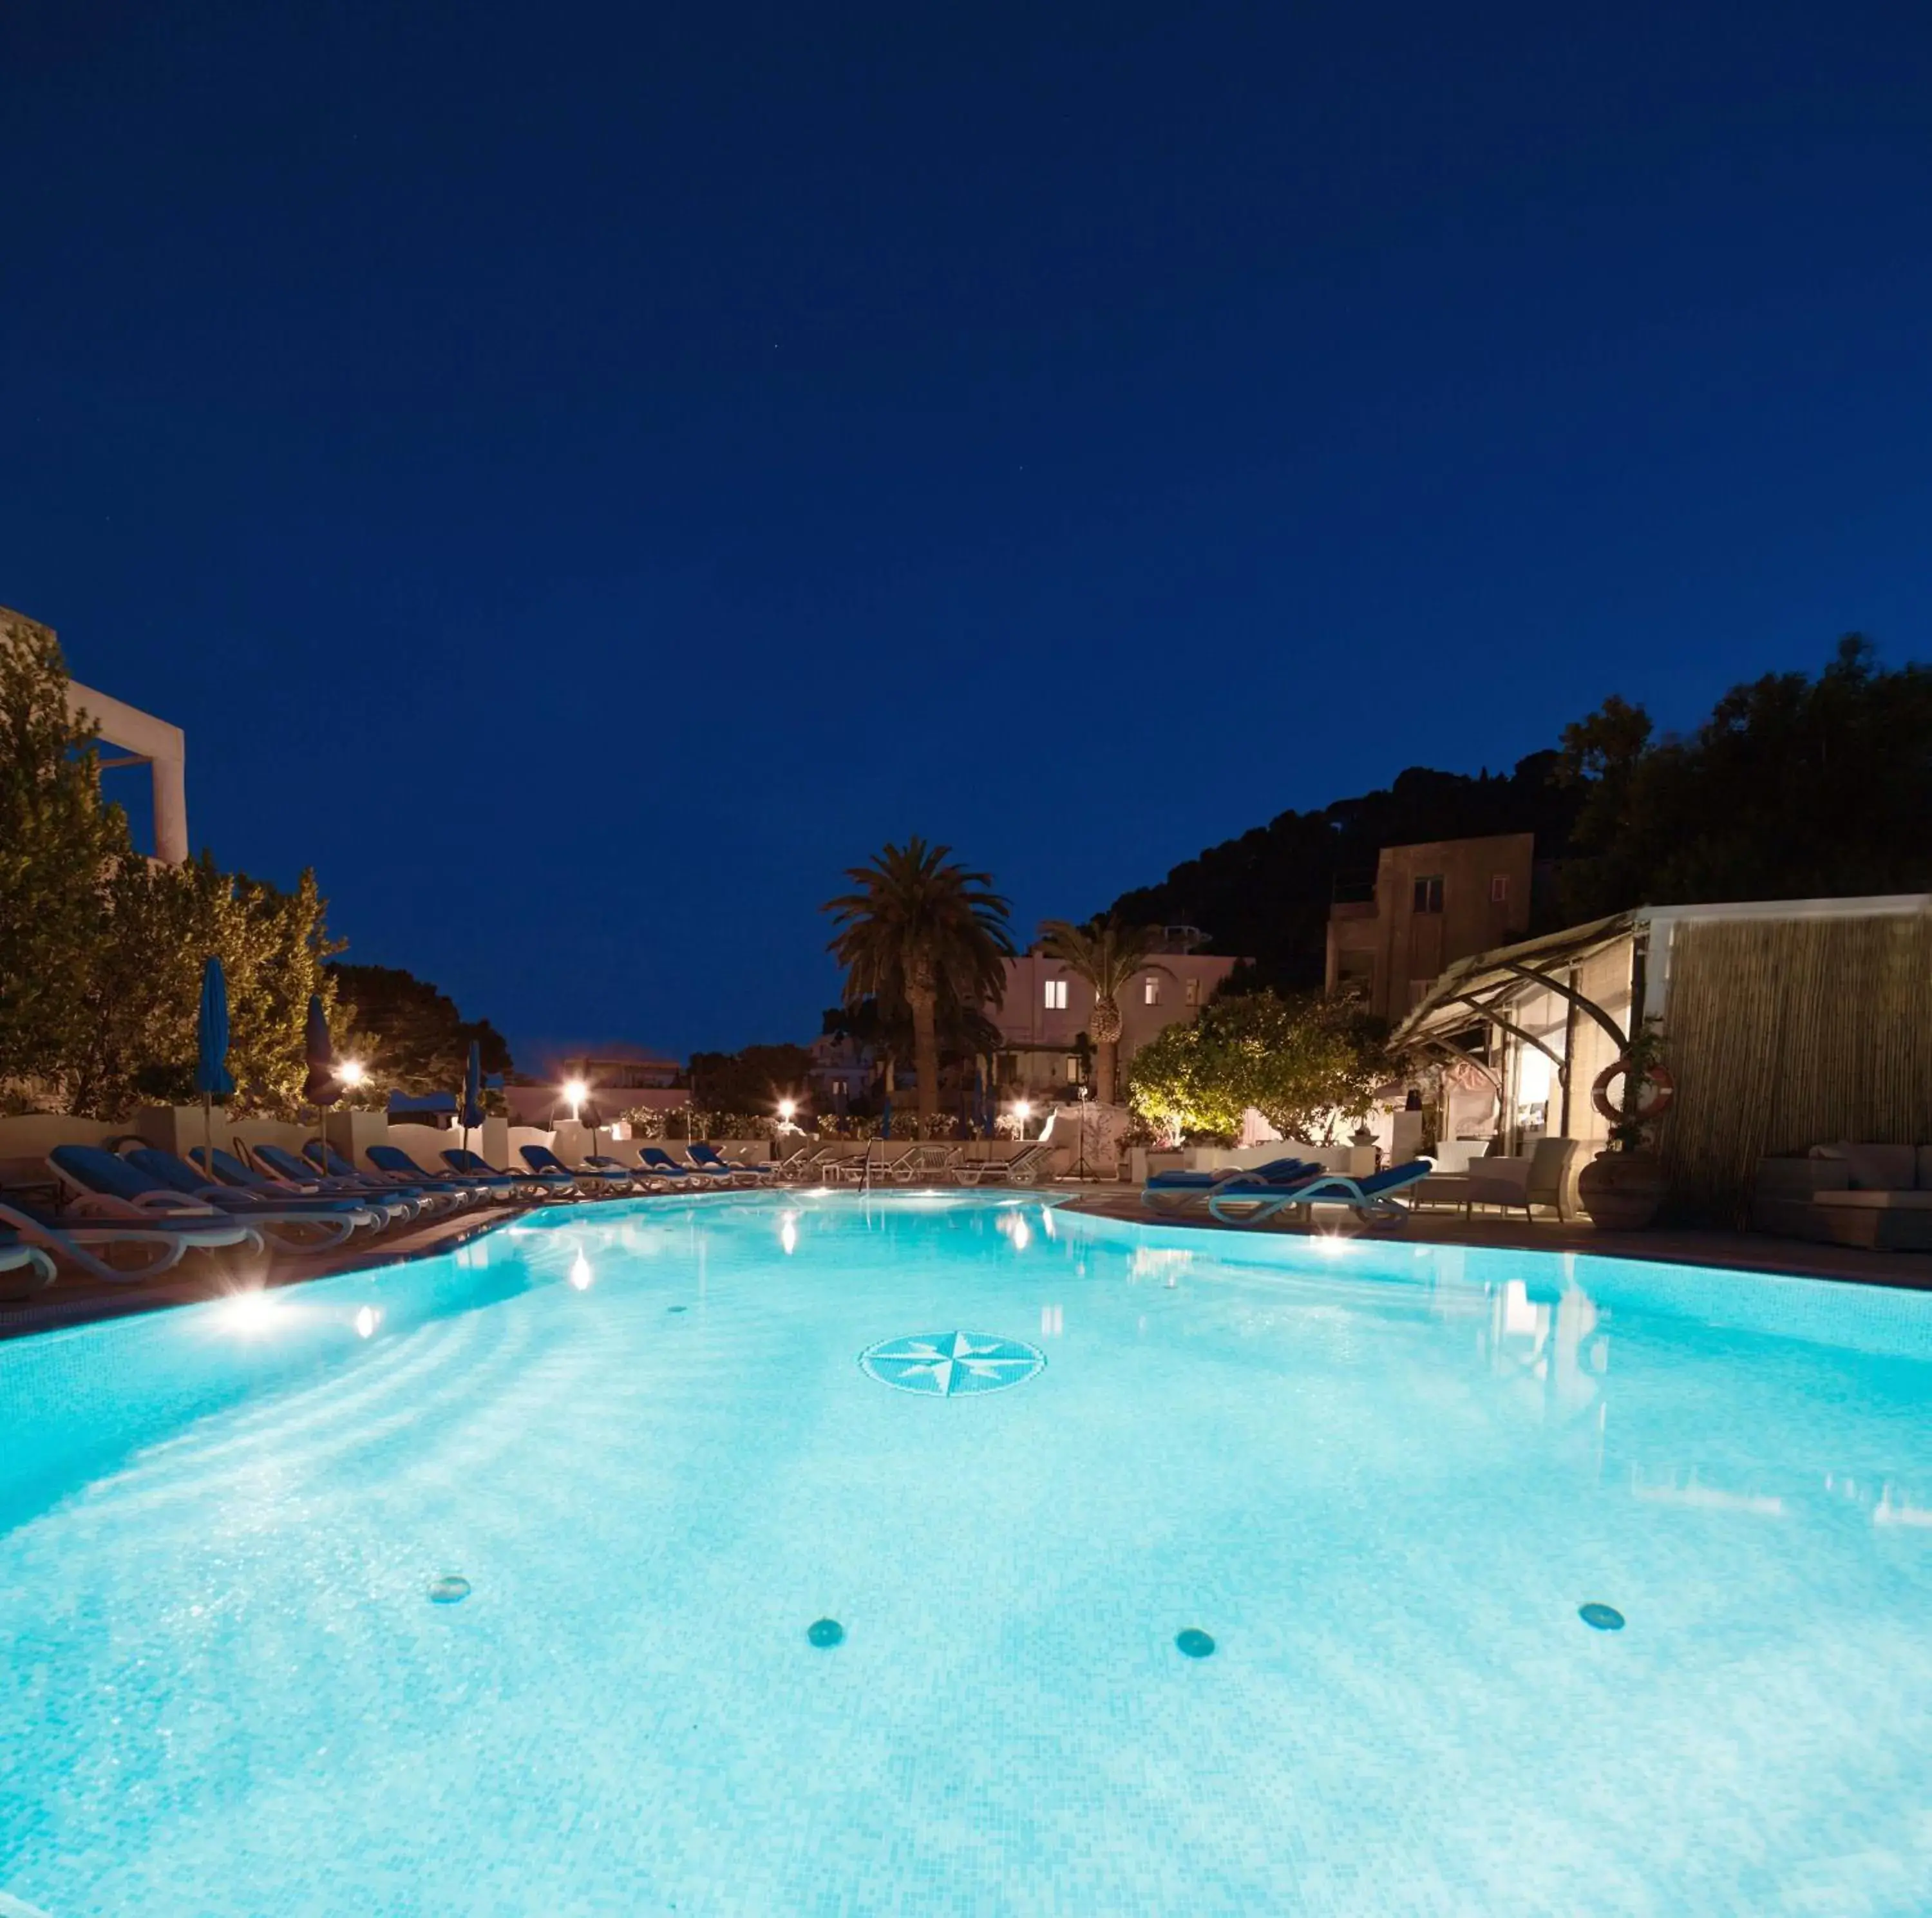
top-left (1065, 1056), bottom-right (1081, 1083)
top-left (1184, 976), bottom-right (1199, 1006)
top-left (1490, 873), bottom-right (1510, 904)
top-left (1044, 978), bottom-right (1067, 1010)
top-left (1144, 976), bottom-right (1161, 1006)
top-left (1412, 875), bottom-right (1444, 914)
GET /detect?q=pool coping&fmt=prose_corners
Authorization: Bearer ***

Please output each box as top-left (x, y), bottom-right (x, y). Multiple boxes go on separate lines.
top-left (1050, 1189), bottom-right (1932, 1293)
top-left (0, 1203), bottom-right (534, 1343)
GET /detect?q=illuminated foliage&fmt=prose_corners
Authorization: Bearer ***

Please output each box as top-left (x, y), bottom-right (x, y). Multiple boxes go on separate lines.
top-left (1126, 991), bottom-right (1385, 1144)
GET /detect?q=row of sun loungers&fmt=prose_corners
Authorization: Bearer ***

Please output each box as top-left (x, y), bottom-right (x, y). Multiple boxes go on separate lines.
top-left (1141, 1155), bottom-right (1436, 1228)
top-left (774, 1141), bottom-right (1054, 1187)
top-left (6, 1133), bottom-right (1057, 1293)
top-left (3, 1137), bottom-right (788, 1291)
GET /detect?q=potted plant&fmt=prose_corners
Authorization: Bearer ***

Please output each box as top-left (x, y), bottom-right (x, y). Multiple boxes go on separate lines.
top-left (1576, 1020), bottom-right (1672, 1230)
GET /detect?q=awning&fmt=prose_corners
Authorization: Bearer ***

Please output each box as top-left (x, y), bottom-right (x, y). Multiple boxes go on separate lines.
top-left (1391, 911), bottom-right (1638, 1065)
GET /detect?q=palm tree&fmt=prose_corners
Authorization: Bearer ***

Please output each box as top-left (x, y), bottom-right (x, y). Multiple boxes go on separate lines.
top-left (1037, 913), bottom-right (1175, 1105)
top-left (824, 839), bottom-right (1014, 1123)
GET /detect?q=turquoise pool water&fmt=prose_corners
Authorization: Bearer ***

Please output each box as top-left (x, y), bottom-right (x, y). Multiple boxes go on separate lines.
top-left (3, 1192), bottom-right (1930, 1915)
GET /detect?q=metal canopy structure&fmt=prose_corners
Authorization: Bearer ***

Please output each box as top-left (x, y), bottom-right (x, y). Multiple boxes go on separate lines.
top-left (1390, 890), bottom-right (1932, 1164)
top-left (1387, 912), bottom-right (1642, 1144)
top-left (1393, 913), bottom-right (1637, 1054)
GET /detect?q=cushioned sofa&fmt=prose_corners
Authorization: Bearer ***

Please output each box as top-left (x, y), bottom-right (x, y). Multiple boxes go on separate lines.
top-left (1751, 1143), bottom-right (1932, 1251)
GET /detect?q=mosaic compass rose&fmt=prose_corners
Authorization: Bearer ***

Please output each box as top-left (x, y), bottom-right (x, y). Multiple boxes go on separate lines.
top-left (859, 1331), bottom-right (1045, 1398)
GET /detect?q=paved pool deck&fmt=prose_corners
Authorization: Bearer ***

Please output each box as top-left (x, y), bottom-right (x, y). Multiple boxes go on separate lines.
top-left (0, 1204), bottom-right (528, 1342)
top-left (1050, 1184), bottom-right (1932, 1292)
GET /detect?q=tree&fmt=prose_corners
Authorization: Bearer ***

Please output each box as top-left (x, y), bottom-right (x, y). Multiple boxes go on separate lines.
top-left (1557, 637), bottom-right (1932, 920)
top-left (65, 855), bottom-right (343, 1119)
top-left (1125, 991), bottom-right (1385, 1144)
top-left (0, 611), bottom-right (345, 1119)
top-left (1036, 912), bottom-right (1173, 1104)
top-left (823, 838), bottom-right (1014, 1121)
top-left (822, 994), bottom-right (1003, 1117)
top-left (689, 1042), bottom-right (814, 1115)
top-left (0, 614), bottom-right (131, 1097)
top-left (330, 963), bottom-right (513, 1095)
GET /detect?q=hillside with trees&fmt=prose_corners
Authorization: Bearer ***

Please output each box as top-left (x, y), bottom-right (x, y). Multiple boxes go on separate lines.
top-left (1106, 636), bottom-right (1931, 992)
top-left (1106, 752), bottom-right (1580, 996)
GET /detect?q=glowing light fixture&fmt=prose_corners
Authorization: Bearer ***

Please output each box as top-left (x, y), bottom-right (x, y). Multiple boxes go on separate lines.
top-left (354, 1305), bottom-right (380, 1339)
top-left (780, 1212), bottom-right (799, 1255)
top-left (777, 1097), bottom-right (797, 1121)
top-left (337, 1059), bottom-right (367, 1089)
top-left (569, 1251), bottom-right (594, 1291)
top-left (222, 1289), bottom-right (277, 1334)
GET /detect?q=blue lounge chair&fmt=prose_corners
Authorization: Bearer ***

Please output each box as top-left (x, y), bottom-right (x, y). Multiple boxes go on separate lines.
top-left (638, 1148), bottom-right (702, 1184)
top-left (374, 1144), bottom-right (534, 1200)
top-left (365, 1144), bottom-right (497, 1204)
top-left (444, 1146), bottom-right (577, 1200)
top-left (687, 1143), bottom-right (773, 1184)
top-left (39, 1150), bottom-right (267, 1264)
top-left (247, 1143), bottom-right (445, 1220)
top-left (1206, 1159), bottom-right (1436, 1228)
top-left (583, 1155), bottom-right (676, 1192)
top-left (1141, 1157), bottom-right (1316, 1217)
top-left (198, 1145), bottom-right (421, 1230)
top-left (298, 1141), bottom-right (464, 1215)
top-left (520, 1143), bottom-right (632, 1195)
top-left (0, 1229), bottom-right (57, 1291)
top-left (0, 1201), bottom-right (217, 1282)
top-left (50, 1144), bottom-right (359, 1255)
top-left (122, 1147), bottom-right (377, 1248)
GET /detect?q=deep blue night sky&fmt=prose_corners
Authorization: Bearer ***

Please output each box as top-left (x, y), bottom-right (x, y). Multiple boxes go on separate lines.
top-left (5, 1), bottom-right (1929, 1065)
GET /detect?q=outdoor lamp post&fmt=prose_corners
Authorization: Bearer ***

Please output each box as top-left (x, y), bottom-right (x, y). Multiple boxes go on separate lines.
top-left (562, 1076), bottom-right (594, 1157)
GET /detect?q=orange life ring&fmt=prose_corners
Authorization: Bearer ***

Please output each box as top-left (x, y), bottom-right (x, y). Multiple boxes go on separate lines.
top-left (1591, 1057), bottom-right (1674, 1125)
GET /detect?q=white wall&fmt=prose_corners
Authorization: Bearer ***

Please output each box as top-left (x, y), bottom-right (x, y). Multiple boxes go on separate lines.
top-left (992, 951), bottom-right (1239, 1087)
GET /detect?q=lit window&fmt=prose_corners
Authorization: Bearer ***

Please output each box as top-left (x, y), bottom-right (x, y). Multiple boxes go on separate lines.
top-left (1044, 979), bottom-right (1067, 1010)
top-left (1490, 873), bottom-right (1510, 904)
top-left (1144, 976), bottom-right (1161, 1006)
top-left (1412, 875), bottom-right (1444, 914)
top-left (1184, 976), bottom-right (1200, 1006)
top-left (1065, 1056), bottom-right (1080, 1083)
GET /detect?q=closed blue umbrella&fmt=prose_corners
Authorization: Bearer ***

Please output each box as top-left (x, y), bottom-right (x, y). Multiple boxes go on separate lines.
top-left (194, 956), bottom-right (233, 1170)
top-left (460, 1041), bottom-right (484, 1157)
top-left (303, 994), bottom-right (339, 1160)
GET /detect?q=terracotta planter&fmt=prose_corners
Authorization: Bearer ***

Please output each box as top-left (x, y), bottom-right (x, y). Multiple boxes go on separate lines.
top-left (1577, 1150), bottom-right (1664, 1230)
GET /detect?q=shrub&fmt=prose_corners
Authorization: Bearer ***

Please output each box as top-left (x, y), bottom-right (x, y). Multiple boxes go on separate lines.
top-left (1126, 991), bottom-right (1385, 1143)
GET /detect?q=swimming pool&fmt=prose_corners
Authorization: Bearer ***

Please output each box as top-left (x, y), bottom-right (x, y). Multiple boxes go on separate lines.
top-left (3, 1192), bottom-right (1929, 1915)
